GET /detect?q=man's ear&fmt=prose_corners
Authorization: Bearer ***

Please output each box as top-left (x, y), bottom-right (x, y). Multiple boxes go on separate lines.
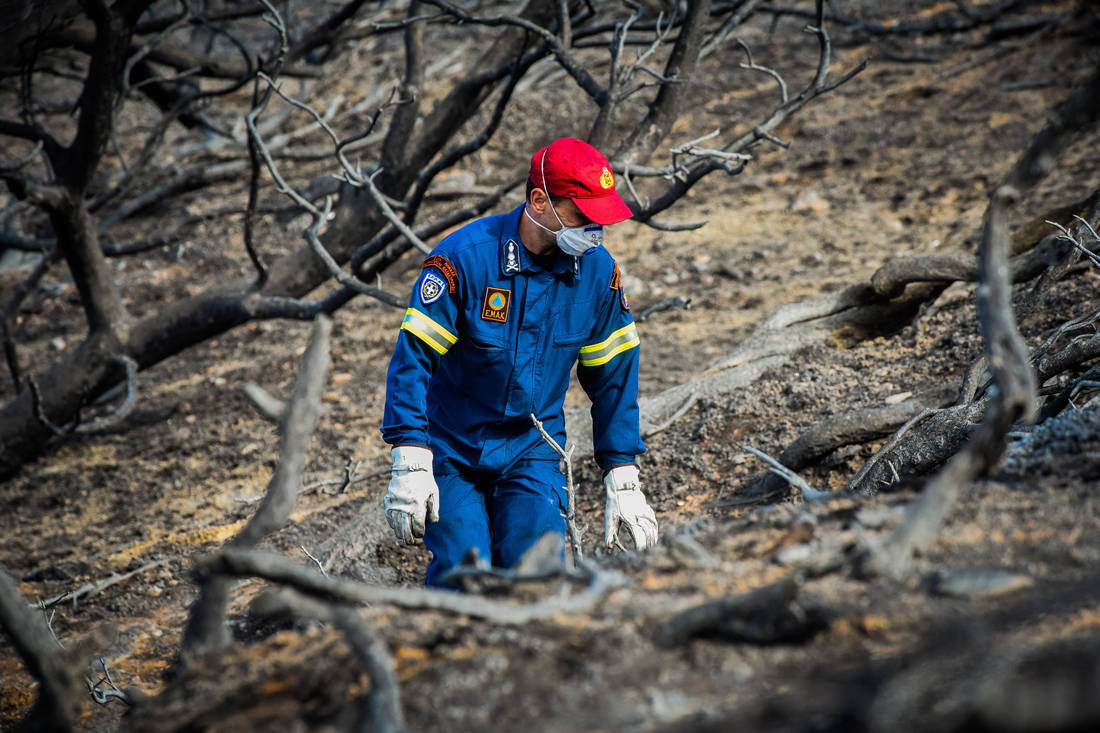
top-left (529, 187), bottom-right (549, 214)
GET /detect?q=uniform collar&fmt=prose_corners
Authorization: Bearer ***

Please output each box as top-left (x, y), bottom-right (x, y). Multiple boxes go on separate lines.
top-left (501, 204), bottom-right (579, 278)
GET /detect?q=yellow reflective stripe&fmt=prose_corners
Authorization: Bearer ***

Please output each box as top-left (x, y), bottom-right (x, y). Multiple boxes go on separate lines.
top-left (401, 308), bottom-right (457, 355)
top-left (579, 322), bottom-right (639, 367)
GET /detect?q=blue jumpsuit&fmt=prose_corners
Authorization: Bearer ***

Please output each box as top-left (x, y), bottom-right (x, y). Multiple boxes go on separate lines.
top-left (382, 204), bottom-right (644, 585)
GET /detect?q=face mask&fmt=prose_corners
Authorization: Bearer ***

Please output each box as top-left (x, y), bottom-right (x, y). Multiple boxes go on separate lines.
top-left (526, 148), bottom-right (604, 257)
top-left (524, 206), bottom-right (604, 256)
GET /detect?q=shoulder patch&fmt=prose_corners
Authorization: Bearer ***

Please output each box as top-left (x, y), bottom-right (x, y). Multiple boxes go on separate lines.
top-left (422, 255), bottom-right (458, 293)
top-left (610, 264), bottom-right (630, 310)
top-left (419, 271), bottom-right (446, 305)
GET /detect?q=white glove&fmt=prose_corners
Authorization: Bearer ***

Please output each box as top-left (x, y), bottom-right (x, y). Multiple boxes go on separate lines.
top-left (604, 465), bottom-right (658, 550)
top-left (384, 446), bottom-right (439, 545)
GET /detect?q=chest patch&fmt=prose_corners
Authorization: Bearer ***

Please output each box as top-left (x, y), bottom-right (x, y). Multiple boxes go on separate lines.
top-left (481, 286), bottom-right (511, 323)
top-left (419, 271), bottom-right (447, 305)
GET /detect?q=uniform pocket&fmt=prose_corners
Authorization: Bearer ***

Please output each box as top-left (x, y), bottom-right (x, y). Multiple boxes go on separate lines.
top-left (551, 300), bottom-right (594, 346)
top-left (458, 337), bottom-right (509, 410)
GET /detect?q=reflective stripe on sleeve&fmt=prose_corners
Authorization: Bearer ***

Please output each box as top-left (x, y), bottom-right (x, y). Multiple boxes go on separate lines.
top-left (401, 307), bottom-right (458, 355)
top-left (579, 322), bottom-right (639, 367)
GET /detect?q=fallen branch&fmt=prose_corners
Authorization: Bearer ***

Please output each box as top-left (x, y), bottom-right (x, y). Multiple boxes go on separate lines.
top-left (204, 547), bottom-right (627, 626)
top-left (38, 558), bottom-right (173, 610)
top-left (655, 573), bottom-right (822, 646)
top-left (858, 63), bottom-right (1100, 578)
top-left (740, 445), bottom-right (832, 502)
top-left (742, 387), bottom-right (957, 501)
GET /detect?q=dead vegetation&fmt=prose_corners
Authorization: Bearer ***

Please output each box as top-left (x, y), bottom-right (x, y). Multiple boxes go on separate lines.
top-left (2, 1), bottom-right (1100, 731)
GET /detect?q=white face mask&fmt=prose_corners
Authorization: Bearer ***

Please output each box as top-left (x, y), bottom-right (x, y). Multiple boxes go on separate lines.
top-left (524, 205), bottom-right (604, 257)
top-left (526, 149), bottom-right (604, 257)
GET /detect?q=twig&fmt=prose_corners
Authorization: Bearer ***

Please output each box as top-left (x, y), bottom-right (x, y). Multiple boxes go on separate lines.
top-left (240, 382), bottom-right (286, 423)
top-left (253, 71), bottom-right (433, 256)
top-left (637, 296), bottom-right (692, 322)
top-left (37, 558), bottom-right (173, 610)
top-left (736, 38), bottom-right (788, 103)
top-left (77, 356), bottom-right (139, 432)
top-left (1045, 217), bottom-right (1100, 270)
top-left (742, 444), bottom-right (832, 501)
top-left (530, 413), bottom-right (583, 563)
top-left (85, 657), bottom-right (131, 706)
top-left (300, 546), bottom-right (327, 577)
top-left (644, 391), bottom-right (697, 436)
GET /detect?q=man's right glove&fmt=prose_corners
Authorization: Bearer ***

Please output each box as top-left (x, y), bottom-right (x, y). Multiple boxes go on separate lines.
top-left (384, 446), bottom-right (439, 545)
top-left (604, 464), bottom-right (659, 550)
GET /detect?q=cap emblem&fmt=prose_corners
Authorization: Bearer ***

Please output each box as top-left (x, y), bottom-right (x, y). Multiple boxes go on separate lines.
top-left (600, 166), bottom-right (614, 190)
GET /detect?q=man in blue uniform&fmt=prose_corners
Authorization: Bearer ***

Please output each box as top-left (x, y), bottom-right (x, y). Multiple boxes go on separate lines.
top-left (381, 137), bottom-right (658, 586)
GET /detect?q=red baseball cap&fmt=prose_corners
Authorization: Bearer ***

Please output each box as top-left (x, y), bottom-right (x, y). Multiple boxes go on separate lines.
top-left (529, 137), bottom-right (633, 225)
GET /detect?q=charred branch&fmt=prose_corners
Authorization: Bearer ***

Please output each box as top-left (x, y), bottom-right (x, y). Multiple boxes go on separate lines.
top-left (0, 566), bottom-right (113, 732)
top-left (870, 250), bottom-right (1051, 299)
top-left (655, 573), bottom-right (824, 646)
top-left (422, 0), bottom-right (607, 106)
top-left (609, 0), bottom-right (713, 164)
top-left (745, 387), bottom-right (957, 501)
top-left (43, 19), bottom-right (320, 80)
top-left (761, 0), bottom-right (1031, 37)
top-left (203, 547), bottom-right (627, 626)
top-left (251, 589), bottom-right (408, 733)
top-left (181, 315), bottom-right (331, 662)
top-left (858, 66), bottom-right (1100, 580)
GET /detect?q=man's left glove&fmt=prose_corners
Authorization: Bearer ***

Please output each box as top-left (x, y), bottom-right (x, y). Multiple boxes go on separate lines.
top-left (384, 446), bottom-right (440, 545)
top-left (604, 465), bottom-right (658, 550)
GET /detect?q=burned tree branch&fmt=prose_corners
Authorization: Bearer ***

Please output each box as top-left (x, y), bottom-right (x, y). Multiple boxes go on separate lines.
top-left (870, 250), bottom-right (1050, 299)
top-left (0, 566), bottom-right (111, 731)
top-left (181, 315), bottom-right (331, 662)
top-left (251, 588), bottom-right (408, 733)
top-left (423, 0), bottom-right (608, 106)
top-left (741, 445), bottom-right (831, 502)
top-left (204, 547), bottom-right (627, 626)
top-left (742, 387), bottom-right (957, 501)
top-left (858, 66), bottom-right (1100, 579)
top-left (531, 413), bottom-right (583, 563)
top-left (655, 573), bottom-right (821, 646)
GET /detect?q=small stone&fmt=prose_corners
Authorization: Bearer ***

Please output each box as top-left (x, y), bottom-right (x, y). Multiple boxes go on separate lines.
top-left (774, 543), bottom-right (814, 565)
top-left (885, 391), bottom-right (913, 405)
top-left (925, 567), bottom-right (1034, 598)
top-left (854, 505), bottom-right (907, 529)
top-left (789, 190), bottom-right (830, 213)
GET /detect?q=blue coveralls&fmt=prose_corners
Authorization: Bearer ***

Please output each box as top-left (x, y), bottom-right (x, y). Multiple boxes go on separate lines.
top-left (382, 204), bottom-right (645, 586)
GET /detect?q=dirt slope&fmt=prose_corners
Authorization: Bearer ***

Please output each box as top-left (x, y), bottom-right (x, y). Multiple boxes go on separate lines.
top-left (2, 2), bottom-right (1099, 730)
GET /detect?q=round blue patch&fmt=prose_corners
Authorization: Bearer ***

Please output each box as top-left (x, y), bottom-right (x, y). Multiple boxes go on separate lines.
top-left (419, 271), bottom-right (446, 305)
